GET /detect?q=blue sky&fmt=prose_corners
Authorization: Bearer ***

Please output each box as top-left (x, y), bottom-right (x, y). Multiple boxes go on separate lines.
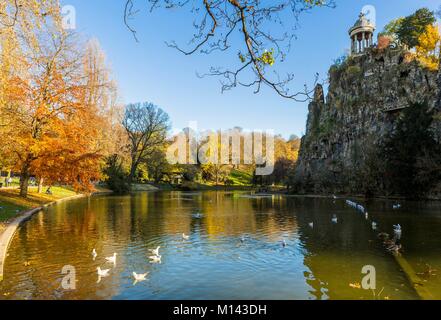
top-left (63, 0), bottom-right (440, 138)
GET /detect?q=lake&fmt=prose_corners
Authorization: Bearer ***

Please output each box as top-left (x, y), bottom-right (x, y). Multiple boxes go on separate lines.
top-left (1, 191), bottom-right (441, 300)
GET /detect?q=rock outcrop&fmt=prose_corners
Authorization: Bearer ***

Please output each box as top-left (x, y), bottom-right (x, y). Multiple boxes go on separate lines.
top-left (294, 46), bottom-right (440, 196)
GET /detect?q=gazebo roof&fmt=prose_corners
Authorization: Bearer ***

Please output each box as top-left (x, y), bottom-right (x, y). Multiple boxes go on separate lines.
top-left (349, 12), bottom-right (375, 35)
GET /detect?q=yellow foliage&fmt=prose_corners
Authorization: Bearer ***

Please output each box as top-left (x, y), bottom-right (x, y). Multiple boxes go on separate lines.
top-left (416, 24), bottom-right (440, 71)
top-left (0, 3), bottom-right (122, 196)
top-left (274, 136), bottom-right (300, 162)
top-left (258, 49), bottom-right (275, 66)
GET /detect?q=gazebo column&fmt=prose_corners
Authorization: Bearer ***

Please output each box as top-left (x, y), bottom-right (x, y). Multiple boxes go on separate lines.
top-left (361, 32), bottom-right (366, 51)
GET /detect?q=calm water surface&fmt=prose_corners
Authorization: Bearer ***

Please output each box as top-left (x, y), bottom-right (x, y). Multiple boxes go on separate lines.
top-left (1, 191), bottom-right (441, 300)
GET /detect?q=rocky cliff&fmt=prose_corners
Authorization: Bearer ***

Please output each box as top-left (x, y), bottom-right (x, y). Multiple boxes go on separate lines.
top-left (294, 46), bottom-right (440, 197)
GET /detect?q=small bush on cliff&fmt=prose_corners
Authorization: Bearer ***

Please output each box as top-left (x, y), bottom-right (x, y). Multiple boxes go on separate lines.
top-left (346, 65), bottom-right (362, 79)
top-left (381, 101), bottom-right (441, 198)
top-left (329, 54), bottom-right (349, 79)
top-left (377, 35), bottom-right (393, 50)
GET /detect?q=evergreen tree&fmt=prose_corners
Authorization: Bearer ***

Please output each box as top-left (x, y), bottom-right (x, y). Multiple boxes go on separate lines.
top-left (382, 102), bottom-right (441, 198)
top-left (397, 8), bottom-right (436, 48)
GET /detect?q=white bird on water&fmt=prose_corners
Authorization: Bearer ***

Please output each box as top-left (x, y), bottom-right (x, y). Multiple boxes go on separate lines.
top-left (149, 246), bottom-right (160, 257)
top-left (393, 224), bottom-right (402, 235)
top-left (97, 267), bottom-right (110, 277)
top-left (182, 233), bottom-right (190, 240)
top-left (97, 267), bottom-right (110, 284)
top-left (309, 222), bottom-right (314, 229)
top-left (105, 253), bottom-right (117, 265)
top-left (92, 249), bottom-right (97, 260)
top-left (133, 272), bottom-right (148, 283)
top-left (332, 215), bottom-right (338, 224)
top-left (149, 255), bottom-right (162, 263)
top-left (282, 240), bottom-right (287, 248)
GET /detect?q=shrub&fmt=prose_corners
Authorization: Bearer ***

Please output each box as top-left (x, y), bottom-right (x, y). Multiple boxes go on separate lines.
top-left (377, 35), bottom-right (392, 50)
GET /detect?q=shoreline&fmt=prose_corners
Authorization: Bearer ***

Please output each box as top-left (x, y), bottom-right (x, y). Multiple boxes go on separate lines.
top-left (279, 193), bottom-right (441, 202)
top-left (0, 189), bottom-right (112, 282)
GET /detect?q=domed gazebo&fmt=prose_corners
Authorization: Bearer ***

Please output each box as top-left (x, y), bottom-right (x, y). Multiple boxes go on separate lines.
top-left (349, 12), bottom-right (375, 55)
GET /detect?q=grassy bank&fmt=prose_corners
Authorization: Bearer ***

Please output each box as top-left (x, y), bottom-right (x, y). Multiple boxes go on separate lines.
top-left (0, 187), bottom-right (78, 224)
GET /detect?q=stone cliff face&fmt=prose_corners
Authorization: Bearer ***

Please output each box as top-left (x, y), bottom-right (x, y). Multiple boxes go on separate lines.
top-left (294, 46), bottom-right (440, 196)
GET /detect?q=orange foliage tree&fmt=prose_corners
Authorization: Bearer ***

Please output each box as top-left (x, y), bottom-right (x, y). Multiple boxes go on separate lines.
top-left (1, 3), bottom-right (121, 197)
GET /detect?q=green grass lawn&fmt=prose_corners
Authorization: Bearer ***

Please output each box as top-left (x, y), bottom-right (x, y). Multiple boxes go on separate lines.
top-left (0, 176), bottom-right (21, 188)
top-left (228, 169), bottom-right (253, 186)
top-left (0, 186), bottom-right (78, 223)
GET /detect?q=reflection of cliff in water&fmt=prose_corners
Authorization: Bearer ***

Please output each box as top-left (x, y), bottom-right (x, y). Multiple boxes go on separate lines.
top-left (293, 198), bottom-right (418, 300)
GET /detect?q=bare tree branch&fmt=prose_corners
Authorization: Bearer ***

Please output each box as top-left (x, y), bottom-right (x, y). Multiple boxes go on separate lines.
top-left (0, 0), bottom-right (19, 27)
top-left (123, 0), bottom-right (335, 100)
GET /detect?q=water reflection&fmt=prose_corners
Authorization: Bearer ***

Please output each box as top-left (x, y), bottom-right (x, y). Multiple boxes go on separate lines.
top-left (0, 192), bottom-right (440, 300)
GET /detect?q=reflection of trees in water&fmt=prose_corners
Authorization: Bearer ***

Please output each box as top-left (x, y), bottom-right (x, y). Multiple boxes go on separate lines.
top-left (5, 198), bottom-right (126, 299)
top-left (248, 196), bottom-right (298, 241)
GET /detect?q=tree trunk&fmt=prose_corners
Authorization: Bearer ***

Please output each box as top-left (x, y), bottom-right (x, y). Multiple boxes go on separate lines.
top-left (38, 177), bottom-right (44, 193)
top-left (436, 51), bottom-right (441, 110)
top-left (19, 168), bottom-right (30, 198)
top-left (435, 48), bottom-right (441, 106)
top-left (435, 51), bottom-right (441, 144)
top-left (128, 160), bottom-right (138, 189)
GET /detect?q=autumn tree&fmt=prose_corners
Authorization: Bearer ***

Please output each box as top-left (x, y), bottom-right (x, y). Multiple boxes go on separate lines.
top-left (123, 102), bottom-right (170, 186)
top-left (123, 0), bottom-right (334, 99)
top-left (416, 24), bottom-right (440, 71)
top-left (1, 3), bottom-right (121, 197)
top-left (260, 135), bottom-right (300, 186)
top-left (28, 38), bottom-right (121, 194)
top-left (0, 0), bottom-right (60, 173)
top-left (382, 8), bottom-right (436, 49)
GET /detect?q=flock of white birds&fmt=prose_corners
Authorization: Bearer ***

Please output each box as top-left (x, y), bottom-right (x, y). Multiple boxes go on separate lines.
top-left (93, 233), bottom-right (191, 284)
top-left (306, 197), bottom-right (403, 253)
top-left (91, 198), bottom-right (404, 284)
